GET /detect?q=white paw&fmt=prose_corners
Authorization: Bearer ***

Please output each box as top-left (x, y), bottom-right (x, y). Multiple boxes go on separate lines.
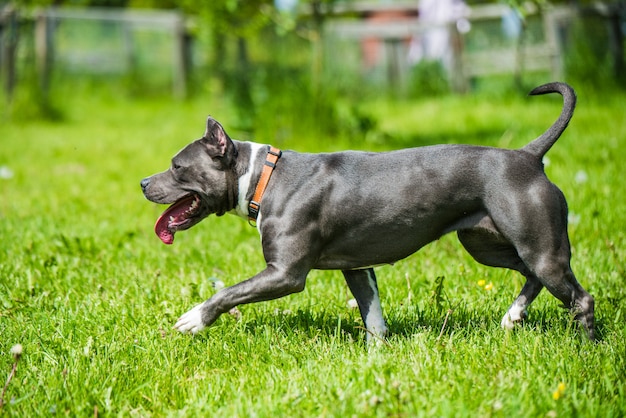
top-left (501, 313), bottom-right (516, 330)
top-left (500, 307), bottom-right (527, 330)
top-left (366, 325), bottom-right (389, 347)
top-left (174, 303), bottom-right (206, 334)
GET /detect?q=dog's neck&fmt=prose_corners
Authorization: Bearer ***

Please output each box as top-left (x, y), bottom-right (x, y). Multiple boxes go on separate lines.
top-left (247, 146), bottom-right (281, 224)
top-left (230, 141), bottom-right (268, 220)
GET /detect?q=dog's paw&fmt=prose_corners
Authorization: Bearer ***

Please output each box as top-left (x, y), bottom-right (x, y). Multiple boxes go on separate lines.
top-left (174, 303), bottom-right (206, 334)
top-left (501, 313), bottom-right (516, 330)
top-left (500, 307), bottom-right (528, 330)
top-left (365, 323), bottom-right (389, 345)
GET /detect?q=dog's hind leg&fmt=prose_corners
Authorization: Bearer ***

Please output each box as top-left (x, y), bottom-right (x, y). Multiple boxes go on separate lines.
top-left (479, 185), bottom-right (595, 340)
top-left (517, 243), bottom-right (595, 340)
top-left (458, 225), bottom-right (544, 330)
top-left (343, 268), bottom-right (388, 343)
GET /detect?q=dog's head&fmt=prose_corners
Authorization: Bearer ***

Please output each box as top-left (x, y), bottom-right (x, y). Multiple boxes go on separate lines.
top-left (141, 117), bottom-right (238, 244)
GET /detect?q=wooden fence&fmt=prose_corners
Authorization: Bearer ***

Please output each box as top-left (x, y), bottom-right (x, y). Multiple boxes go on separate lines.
top-left (1, 3), bottom-right (622, 102)
top-left (324, 3), bottom-right (576, 92)
top-left (0, 4), bottom-right (18, 99)
top-left (37, 7), bottom-right (188, 98)
top-left (0, 6), bottom-right (189, 101)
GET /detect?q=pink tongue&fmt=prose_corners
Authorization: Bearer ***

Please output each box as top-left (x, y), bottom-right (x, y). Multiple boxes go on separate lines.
top-left (154, 195), bottom-right (197, 245)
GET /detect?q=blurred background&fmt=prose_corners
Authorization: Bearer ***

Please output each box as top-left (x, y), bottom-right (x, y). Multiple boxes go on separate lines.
top-left (1, 0), bottom-right (624, 140)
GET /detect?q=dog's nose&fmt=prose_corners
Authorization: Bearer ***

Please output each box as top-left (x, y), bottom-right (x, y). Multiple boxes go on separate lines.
top-left (140, 177), bottom-right (150, 192)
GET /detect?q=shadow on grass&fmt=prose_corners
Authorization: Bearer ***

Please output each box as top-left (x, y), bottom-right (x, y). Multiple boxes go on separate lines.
top-left (228, 305), bottom-right (502, 343)
top-left (225, 303), bottom-right (602, 344)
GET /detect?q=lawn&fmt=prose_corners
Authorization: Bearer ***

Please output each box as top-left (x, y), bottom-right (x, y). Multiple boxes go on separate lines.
top-left (1, 84), bottom-right (625, 417)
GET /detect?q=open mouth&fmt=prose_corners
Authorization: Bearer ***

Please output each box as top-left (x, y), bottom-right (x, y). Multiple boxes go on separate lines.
top-left (154, 194), bottom-right (202, 245)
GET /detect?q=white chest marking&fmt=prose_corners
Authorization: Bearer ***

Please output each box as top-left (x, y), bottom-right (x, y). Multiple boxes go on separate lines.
top-left (232, 142), bottom-right (266, 220)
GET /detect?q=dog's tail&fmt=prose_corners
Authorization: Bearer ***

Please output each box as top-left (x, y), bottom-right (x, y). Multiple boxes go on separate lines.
top-left (522, 82), bottom-right (577, 159)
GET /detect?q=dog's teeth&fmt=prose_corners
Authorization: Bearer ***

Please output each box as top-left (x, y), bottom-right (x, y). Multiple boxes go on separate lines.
top-left (169, 216), bottom-right (175, 222)
top-left (186, 198), bottom-right (199, 214)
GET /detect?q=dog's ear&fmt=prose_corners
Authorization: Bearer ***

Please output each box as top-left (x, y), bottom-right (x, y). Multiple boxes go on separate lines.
top-left (203, 117), bottom-right (236, 164)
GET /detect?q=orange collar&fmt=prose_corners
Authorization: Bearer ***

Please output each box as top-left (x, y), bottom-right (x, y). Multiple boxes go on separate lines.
top-left (248, 146), bottom-right (282, 224)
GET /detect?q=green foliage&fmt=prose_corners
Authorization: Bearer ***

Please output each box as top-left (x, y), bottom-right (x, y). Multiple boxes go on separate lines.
top-left (564, 14), bottom-right (621, 89)
top-left (1, 83), bottom-right (625, 416)
top-left (407, 61), bottom-right (451, 99)
top-left (178, 0), bottom-right (275, 39)
top-left (428, 276), bottom-right (446, 316)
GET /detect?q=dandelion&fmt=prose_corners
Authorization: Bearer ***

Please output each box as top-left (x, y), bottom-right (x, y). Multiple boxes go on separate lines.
top-left (1, 344), bottom-right (23, 409)
top-left (542, 156), bottom-right (551, 167)
top-left (552, 382), bottom-right (566, 400)
top-left (10, 345), bottom-right (22, 361)
top-left (492, 400), bottom-right (503, 411)
top-left (0, 166), bottom-right (14, 180)
top-left (568, 212), bottom-right (581, 226)
top-left (477, 280), bottom-right (493, 291)
top-left (347, 298), bottom-right (359, 309)
top-left (574, 170), bottom-right (588, 184)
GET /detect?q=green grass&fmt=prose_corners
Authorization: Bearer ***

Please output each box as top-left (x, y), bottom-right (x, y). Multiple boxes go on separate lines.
top-left (1, 85), bottom-right (625, 417)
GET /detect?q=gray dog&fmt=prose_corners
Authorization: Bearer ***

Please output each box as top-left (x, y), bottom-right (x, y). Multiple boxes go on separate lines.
top-left (141, 82), bottom-right (595, 341)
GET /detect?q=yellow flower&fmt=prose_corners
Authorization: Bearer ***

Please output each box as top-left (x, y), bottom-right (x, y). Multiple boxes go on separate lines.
top-left (477, 280), bottom-right (493, 291)
top-left (552, 382), bottom-right (566, 400)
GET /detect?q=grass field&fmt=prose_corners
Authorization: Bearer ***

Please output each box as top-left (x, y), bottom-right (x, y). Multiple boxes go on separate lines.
top-left (1, 84), bottom-right (625, 417)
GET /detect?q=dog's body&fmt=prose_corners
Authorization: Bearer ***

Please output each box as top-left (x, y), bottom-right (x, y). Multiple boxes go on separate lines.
top-left (141, 82), bottom-right (595, 341)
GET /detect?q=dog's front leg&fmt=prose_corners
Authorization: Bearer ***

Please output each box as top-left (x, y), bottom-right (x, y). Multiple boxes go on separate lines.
top-left (343, 268), bottom-right (388, 344)
top-left (174, 264), bottom-right (308, 334)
